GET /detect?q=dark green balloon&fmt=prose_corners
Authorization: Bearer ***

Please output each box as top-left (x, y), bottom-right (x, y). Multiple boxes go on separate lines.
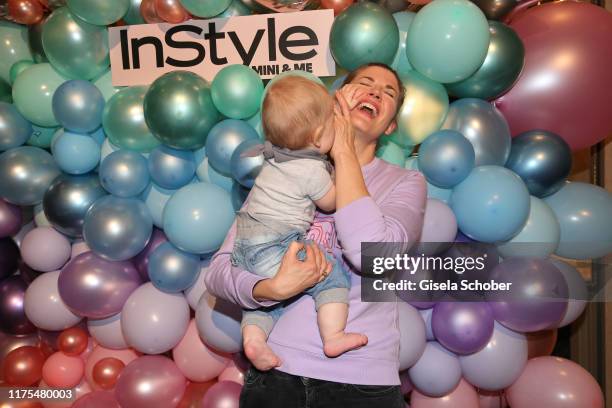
top-left (446, 21), bottom-right (524, 100)
top-left (144, 71), bottom-right (221, 150)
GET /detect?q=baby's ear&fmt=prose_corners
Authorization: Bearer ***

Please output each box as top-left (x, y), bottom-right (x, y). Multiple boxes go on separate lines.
top-left (312, 125), bottom-right (324, 147)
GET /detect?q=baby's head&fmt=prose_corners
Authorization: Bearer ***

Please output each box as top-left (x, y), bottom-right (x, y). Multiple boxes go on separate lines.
top-left (262, 76), bottom-right (334, 154)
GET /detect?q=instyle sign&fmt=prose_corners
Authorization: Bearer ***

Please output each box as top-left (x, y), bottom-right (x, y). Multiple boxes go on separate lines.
top-left (108, 9), bottom-right (336, 86)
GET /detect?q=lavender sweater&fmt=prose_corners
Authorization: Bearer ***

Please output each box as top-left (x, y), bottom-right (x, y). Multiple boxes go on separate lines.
top-left (204, 158), bottom-right (427, 385)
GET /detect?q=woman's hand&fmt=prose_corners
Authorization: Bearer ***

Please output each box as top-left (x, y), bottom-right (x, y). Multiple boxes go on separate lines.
top-left (338, 84), bottom-right (366, 110)
top-left (330, 90), bottom-right (357, 160)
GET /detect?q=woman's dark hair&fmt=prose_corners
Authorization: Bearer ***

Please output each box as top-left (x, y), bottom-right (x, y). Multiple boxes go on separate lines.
top-left (341, 63), bottom-right (405, 113)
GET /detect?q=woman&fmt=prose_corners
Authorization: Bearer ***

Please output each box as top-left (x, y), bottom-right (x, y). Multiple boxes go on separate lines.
top-left (204, 63), bottom-right (427, 408)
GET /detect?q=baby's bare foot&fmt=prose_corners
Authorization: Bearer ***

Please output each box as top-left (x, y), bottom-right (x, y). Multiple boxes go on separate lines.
top-left (244, 338), bottom-right (282, 371)
top-left (323, 333), bottom-right (368, 358)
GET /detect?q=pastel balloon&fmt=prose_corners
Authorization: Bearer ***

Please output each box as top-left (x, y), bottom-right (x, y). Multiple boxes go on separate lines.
top-left (432, 302), bottom-right (493, 355)
top-left (418, 130), bottom-right (474, 188)
top-left (215, 0), bottom-right (253, 17)
top-left (52, 80), bottom-right (105, 134)
top-left (201, 381), bottom-right (242, 408)
top-left (419, 308), bottom-right (435, 341)
top-left (0, 276), bottom-right (36, 336)
top-left (141, 182), bottom-right (180, 228)
top-left (42, 351), bottom-right (84, 388)
top-left (73, 390), bottom-right (120, 408)
top-left (21, 227), bottom-right (71, 272)
top-left (180, 0), bottom-right (230, 17)
top-left (553, 260), bottom-right (588, 328)
top-left (390, 11), bottom-right (415, 78)
top-left (205, 119), bottom-right (260, 176)
top-left (544, 182), bottom-right (612, 260)
top-left (148, 146), bottom-right (196, 190)
top-left (408, 342), bottom-right (461, 397)
top-left (57, 327), bottom-right (89, 356)
top-left (411, 379), bottom-right (479, 408)
top-left (0, 199), bottom-right (21, 237)
top-left (0, 21), bottom-right (34, 83)
top-left (0, 101), bottom-right (32, 151)
top-left (184, 259), bottom-right (210, 309)
top-left (376, 139), bottom-right (405, 167)
top-left (67, 0), bottom-right (130, 26)
top-left (93, 70), bottom-right (122, 102)
top-left (3, 346), bottom-right (45, 386)
top-left (195, 292), bottom-right (242, 353)
top-left (87, 313), bottom-right (128, 350)
top-left (230, 139), bottom-right (263, 188)
top-left (99, 150), bottom-right (150, 198)
top-left (53, 131), bottom-right (101, 175)
top-left (218, 358), bottom-right (245, 385)
top-left (132, 228), bottom-right (166, 281)
top-left (398, 301), bottom-right (427, 371)
top-left (27, 125), bottom-right (58, 149)
top-left (92, 357), bottom-right (124, 390)
top-left (195, 151), bottom-right (234, 192)
top-left (9, 60), bottom-right (35, 85)
top-left (84, 345), bottom-right (138, 391)
top-left (211, 64), bottom-right (264, 119)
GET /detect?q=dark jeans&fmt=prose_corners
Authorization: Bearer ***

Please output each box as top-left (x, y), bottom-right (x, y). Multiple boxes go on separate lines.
top-left (240, 368), bottom-right (405, 408)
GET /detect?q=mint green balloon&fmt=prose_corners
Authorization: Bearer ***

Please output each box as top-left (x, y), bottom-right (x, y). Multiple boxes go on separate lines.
top-left (124, 0), bottom-right (145, 25)
top-left (406, 0), bottom-right (490, 83)
top-left (0, 21), bottom-right (33, 83)
top-left (215, 0), bottom-right (253, 17)
top-left (42, 7), bottom-right (110, 80)
top-left (391, 11), bottom-right (415, 78)
top-left (27, 125), bottom-right (59, 149)
top-left (9, 60), bottom-right (34, 84)
top-left (211, 65), bottom-right (263, 119)
top-left (181, 0), bottom-right (232, 17)
top-left (0, 78), bottom-right (11, 104)
top-left (67, 0), bottom-right (130, 26)
top-left (93, 70), bottom-right (123, 102)
top-left (103, 86), bottom-right (161, 152)
top-left (376, 139), bottom-right (405, 166)
top-left (12, 63), bottom-right (68, 127)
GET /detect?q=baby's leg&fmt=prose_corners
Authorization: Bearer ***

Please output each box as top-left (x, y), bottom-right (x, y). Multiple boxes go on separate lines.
top-left (318, 302), bottom-right (368, 358)
top-left (243, 324), bottom-right (281, 371)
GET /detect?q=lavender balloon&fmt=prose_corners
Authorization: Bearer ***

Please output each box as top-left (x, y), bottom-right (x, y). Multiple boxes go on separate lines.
top-left (201, 381), bottom-right (242, 408)
top-left (0, 275), bottom-right (37, 335)
top-left (0, 199), bottom-right (22, 237)
top-left (432, 302), bottom-right (494, 355)
top-left (132, 228), bottom-right (167, 281)
top-left (58, 252), bottom-right (142, 319)
top-left (408, 341), bottom-right (461, 397)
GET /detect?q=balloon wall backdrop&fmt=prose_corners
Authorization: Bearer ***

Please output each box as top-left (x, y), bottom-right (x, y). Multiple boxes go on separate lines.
top-left (0, 0), bottom-right (610, 407)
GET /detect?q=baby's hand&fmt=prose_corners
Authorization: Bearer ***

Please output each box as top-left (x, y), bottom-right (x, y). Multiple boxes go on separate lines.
top-left (338, 84), bottom-right (367, 110)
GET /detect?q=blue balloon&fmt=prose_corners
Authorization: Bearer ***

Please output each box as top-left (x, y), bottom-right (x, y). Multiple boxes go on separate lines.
top-left (163, 182), bottom-right (235, 254)
top-left (544, 182), bottom-right (612, 260)
top-left (231, 182), bottom-right (249, 211)
top-left (0, 102), bottom-right (32, 151)
top-left (205, 119), bottom-right (259, 176)
top-left (418, 130), bottom-right (475, 188)
top-left (142, 182), bottom-right (177, 228)
top-left (52, 79), bottom-right (105, 133)
top-left (89, 127), bottom-right (106, 146)
top-left (197, 156), bottom-right (234, 192)
top-left (99, 150), bottom-right (150, 197)
top-left (148, 242), bottom-right (200, 293)
top-left (230, 139), bottom-right (263, 188)
top-left (405, 156), bottom-right (453, 204)
top-left (148, 145), bottom-right (196, 189)
top-left (451, 166), bottom-right (530, 243)
top-left (53, 131), bottom-right (101, 174)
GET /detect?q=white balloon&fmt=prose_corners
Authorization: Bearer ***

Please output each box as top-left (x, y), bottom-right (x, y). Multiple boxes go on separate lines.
top-left (88, 312), bottom-right (128, 350)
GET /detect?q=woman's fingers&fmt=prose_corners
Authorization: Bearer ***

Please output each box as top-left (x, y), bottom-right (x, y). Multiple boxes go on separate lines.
top-left (336, 92), bottom-right (351, 119)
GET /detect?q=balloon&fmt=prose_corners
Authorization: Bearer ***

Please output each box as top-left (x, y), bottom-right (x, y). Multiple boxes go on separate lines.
top-left (506, 357), bottom-right (604, 408)
top-left (140, 0), bottom-right (163, 23)
top-left (418, 130), bottom-right (474, 188)
top-left (0, 77), bottom-right (12, 103)
top-left (177, 381), bottom-right (216, 408)
top-left (231, 182), bottom-right (249, 211)
top-left (446, 21), bottom-right (524, 100)
top-left (195, 292), bottom-right (242, 353)
top-left (53, 132), bottom-right (101, 175)
top-left (179, 0), bottom-right (231, 17)
top-left (132, 228), bottom-right (166, 281)
top-left (471, 0), bottom-right (517, 20)
top-left (148, 146), bottom-right (196, 190)
top-left (172, 320), bottom-right (229, 382)
top-left (27, 20), bottom-right (47, 64)
top-left (218, 357), bottom-right (246, 385)
top-left (487, 258), bottom-right (568, 333)
top-left (87, 313), bottom-right (128, 350)
top-left (433, 302), bottom-right (493, 356)
top-left (73, 391), bottom-right (120, 408)
top-left (201, 381), bottom-right (241, 408)
top-left (103, 86), bottom-right (160, 153)
top-left (144, 71), bottom-right (221, 150)
top-left (441, 99), bottom-right (511, 166)
top-left (397, 301), bottom-right (427, 371)
top-left (148, 242), bottom-right (200, 293)
top-left (505, 130), bottom-right (572, 198)
top-left (419, 198), bottom-right (456, 251)
top-left (163, 183), bottom-right (235, 254)
top-left (214, 0), bottom-right (252, 17)
top-left (330, 2), bottom-right (398, 71)
top-left (83, 195), bottom-right (153, 261)
top-left (376, 139), bottom-right (405, 167)
top-left (0, 21), bottom-right (33, 84)
top-left (205, 119), bottom-right (259, 176)
top-left (411, 379), bottom-right (478, 408)
top-left (320, 0), bottom-right (353, 15)
top-left (230, 139), bottom-right (263, 188)
top-left (0, 238), bottom-right (19, 282)
top-left (0, 204), bottom-right (20, 244)
top-left (141, 182), bottom-right (180, 228)
top-left (419, 307), bottom-right (434, 341)
top-left (0, 332), bottom-right (40, 382)
top-left (0, 275), bottom-right (36, 335)
top-left (393, 70), bottom-right (449, 147)
top-left (42, 351), bottom-right (84, 388)
top-left (406, 0), bottom-right (488, 83)
top-left (0, 102), bottom-right (31, 151)
top-left (93, 70), bottom-right (122, 103)
top-left (154, 0), bottom-right (189, 23)
top-left (553, 260), bottom-right (587, 328)
top-left (20, 227), bottom-right (71, 272)
top-left (99, 150), bottom-right (150, 198)
top-left (408, 342), bottom-right (461, 397)
top-left (92, 357), bottom-right (124, 390)
top-left (121, 282), bottom-right (190, 354)
top-left (43, 173), bottom-right (107, 237)
top-left (211, 64), bottom-right (263, 120)
top-left (52, 80), bottom-right (105, 134)
top-left (24, 271), bottom-right (82, 331)
top-left (124, 0), bottom-right (145, 24)
top-left (84, 345), bottom-right (138, 391)
top-left (27, 125), bottom-right (58, 149)
top-left (57, 327), bottom-right (89, 356)
top-left (195, 148), bottom-right (234, 191)
top-left (184, 259), bottom-right (210, 309)
top-left (67, 0), bottom-right (129, 25)
top-left (9, 60), bottom-right (35, 85)
top-left (3, 346), bottom-right (45, 386)
top-left (451, 166), bottom-right (529, 242)
top-left (496, 196), bottom-right (560, 259)
top-left (494, 1), bottom-right (612, 151)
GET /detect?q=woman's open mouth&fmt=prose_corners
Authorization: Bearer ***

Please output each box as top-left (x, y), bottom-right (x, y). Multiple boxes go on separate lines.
top-left (356, 102), bottom-right (379, 119)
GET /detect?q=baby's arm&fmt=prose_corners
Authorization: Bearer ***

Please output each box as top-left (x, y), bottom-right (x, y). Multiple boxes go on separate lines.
top-left (314, 184), bottom-right (336, 212)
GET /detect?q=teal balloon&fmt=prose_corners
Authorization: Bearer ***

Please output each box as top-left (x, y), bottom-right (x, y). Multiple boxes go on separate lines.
top-left (245, 111), bottom-right (264, 140)
top-left (446, 21), bottom-right (524, 100)
top-left (163, 182), bottom-right (235, 254)
top-left (144, 71), bottom-right (221, 150)
top-left (211, 64), bottom-right (263, 119)
top-left (148, 242), bottom-right (200, 293)
top-left (391, 11), bottom-right (415, 78)
top-left (93, 70), bottom-right (122, 102)
top-left (215, 0), bottom-right (253, 17)
top-left (195, 147), bottom-right (234, 192)
top-left (376, 139), bottom-right (405, 166)
top-left (148, 145), bottom-right (196, 190)
top-left (544, 182), bottom-right (612, 260)
top-left (53, 131), bottom-right (101, 175)
top-left (428, 181), bottom-right (452, 204)
top-left (42, 7), bottom-right (110, 80)
top-left (0, 102), bottom-right (32, 151)
top-left (67, 0), bottom-right (130, 26)
top-left (27, 125), bottom-right (59, 149)
top-left (99, 150), bottom-right (150, 198)
top-left (180, 0), bottom-right (232, 17)
top-left (0, 78), bottom-right (11, 103)
top-left (124, 0), bottom-right (145, 24)
top-left (406, 0), bottom-right (490, 83)
top-left (9, 60), bottom-right (34, 84)
top-left (142, 182), bottom-right (180, 228)
top-left (330, 3), bottom-right (399, 71)
top-left (451, 165), bottom-right (530, 243)
top-left (418, 130), bottom-right (475, 188)
top-left (27, 21), bottom-right (48, 63)
top-left (12, 63), bottom-right (68, 127)
top-left (103, 86), bottom-right (160, 153)
top-left (0, 21), bottom-right (33, 83)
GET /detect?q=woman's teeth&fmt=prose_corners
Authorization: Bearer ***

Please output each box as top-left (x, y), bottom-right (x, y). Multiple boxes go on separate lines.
top-left (358, 102), bottom-right (378, 118)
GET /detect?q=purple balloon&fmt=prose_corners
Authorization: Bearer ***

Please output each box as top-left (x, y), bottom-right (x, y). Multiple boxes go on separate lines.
top-left (0, 199), bottom-right (22, 237)
top-left (409, 301), bottom-right (437, 309)
top-left (132, 228), bottom-right (167, 281)
top-left (58, 252), bottom-right (142, 319)
top-left (487, 258), bottom-right (568, 332)
top-left (0, 275), bottom-right (36, 335)
top-left (0, 237), bottom-right (19, 281)
top-left (201, 381), bottom-right (242, 408)
top-left (432, 302), bottom-right (494, 355)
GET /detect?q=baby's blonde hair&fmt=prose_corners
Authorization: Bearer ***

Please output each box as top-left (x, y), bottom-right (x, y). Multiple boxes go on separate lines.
top-left (262, 76), bottom-right (334, 150)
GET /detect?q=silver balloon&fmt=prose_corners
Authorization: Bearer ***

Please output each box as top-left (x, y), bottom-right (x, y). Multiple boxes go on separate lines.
top-left (43, 173), bottom-right (108, 237)
top-left (83, 195), bottom-right (153, 261)
top-left (0, 146), bottom-right (61, 206)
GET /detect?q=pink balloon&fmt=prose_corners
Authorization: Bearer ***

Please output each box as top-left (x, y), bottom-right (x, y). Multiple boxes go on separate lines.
top-left (40, 378), bottom-right (92, 408)
top-left (115, 355), bottom-right (187, 408)
top-left (478, 390), bottom-right (507, 408)
top-left (201, 381), bottom-right (242, 408)
top-left (172, 320), bottom-right (230, 382)
top-left (411, 379), bottom-right (479, 408)
top-left (506, 357), bottom-right (604, 408)
top-left (78, 338), bottom-right (95, 362)
top-left (71, 241), bottom-right (91, 259)
top-left (494, 1), bottom-right (612, 151)
top-left (84, 346), bottom-right (138, 391)
top-left (72, 391), bottom-right (120, 408)
top-left (42, 352), bottom-right (85, 388)
top-left (218, 360), bottom-right (245, 386)
top-left (21, 227), bottom-right (71, 272)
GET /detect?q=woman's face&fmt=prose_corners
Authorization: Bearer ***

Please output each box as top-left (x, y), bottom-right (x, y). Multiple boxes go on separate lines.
top-left (345, 66), bottom-right (401, 140)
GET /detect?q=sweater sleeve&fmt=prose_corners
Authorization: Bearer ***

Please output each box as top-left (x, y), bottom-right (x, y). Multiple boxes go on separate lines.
top-left (334, 170), bottom-right (427, 271)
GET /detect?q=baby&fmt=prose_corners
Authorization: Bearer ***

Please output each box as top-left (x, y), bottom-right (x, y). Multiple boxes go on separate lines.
top-left (232, 76), bottom-right (368, 371)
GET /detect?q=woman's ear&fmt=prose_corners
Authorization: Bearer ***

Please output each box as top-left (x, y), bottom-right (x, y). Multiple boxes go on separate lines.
top-left (384, 120), bottom-right (397, 136)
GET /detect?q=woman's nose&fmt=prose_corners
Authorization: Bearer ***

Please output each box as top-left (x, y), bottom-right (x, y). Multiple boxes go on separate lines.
top-left (368, 89), bottom-right (382, 99)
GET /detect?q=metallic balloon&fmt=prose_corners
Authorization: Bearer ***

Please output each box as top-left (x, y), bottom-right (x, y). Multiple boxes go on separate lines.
top-left (99, 150), bottom-right (150, 198)
top-left (83, 195), bottom-right (153, 261)
top-left (230, 139), bottom-right (263, 188)
top-left (58, 251), bottom-right (142, 319)
top-left (0, 332), bottom-right (39, 382)
top-left (0, 146), bottom-right (61, 206)
top-left (148, 242), bottom-right (200, 293)
top-left (374, 0), bottom-right (407, 13)
top-left (147, 145), bottom-right (196, 190)
top-left (132, 227), bottom-right (166, 281)
top-left (0, 21), bottom-right (34, 84)
top-left (446, 21), bottom-right (524, 100)
top-left (7, 0), bottom-right (44, 25)
top-left (505, 130), bottom-right (571, 198)
top-left (179, 0), bottom-right (231, 17)
top-left (417, 129), bottom-right (475, 188)
top-left (140, 0), bottom-right (163, 23)
top-left (249, 0), bottom-right (320, 13)
top-left (154, 0), bottom-right (190, 23)
top-left (43, 173), bottom-right (107, 237)
top-left (0, 275), bottom-right (37, 335)
top-left (57, 326), bottom-right (89, 356)
top-left (0, 101), bottom-right (32, 151)
top-left (432, 302), bottom-right (494, 355)
top-left (471, 0), bottom-right (518, 20)
top-left (3, 345), bottom-right (45, 386)
top-left (27, 20), bottom-right (47, 63)
top-left (441, 98), bottom-right (511, 166)
top-left (9, 60), bottom-right (34, 84)
top-left (52, 80), bottom-right (105, 133)
top-left (92, 357), bottom-right (125, 390)
top-left (201, 381), bottom-right (242, 408)
top-left (211, 64), bottom-right (264, 119)
top-left (66, 0), bottom-right (130, 26)
top-left (215, 0), bottom-right (253, 17)
top-left (205, 119), bottom-right (260, 176)
top-left (53, 131), bottom-right (101, 175)
top-left (0, 199), bottom-right (21, 238)
top-left (123, 0), bottom-right (145, 24)
top-left (144, 71), bottom-right (221, 150)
